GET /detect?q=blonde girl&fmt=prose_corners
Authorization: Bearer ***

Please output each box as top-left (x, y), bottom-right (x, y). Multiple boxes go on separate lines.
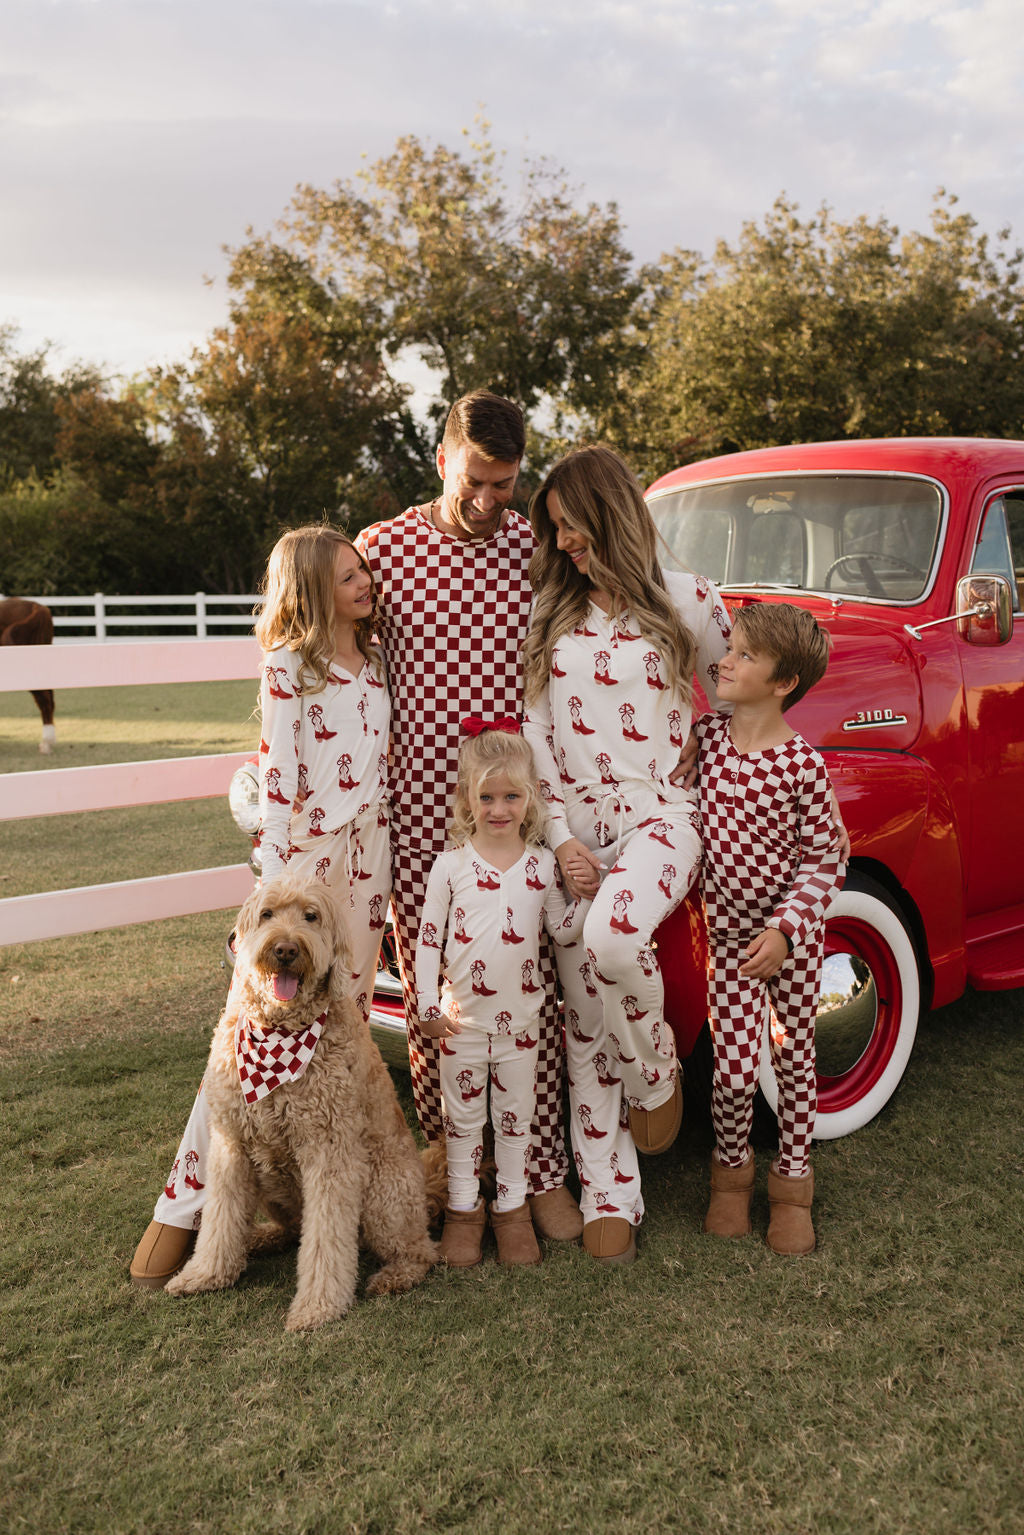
top-left (131, 524), bottom-right (393, 1287)
top-left (522, 445), bottom-right (732, 1264)
top-left (414, 722), bottom-right (588, 1269)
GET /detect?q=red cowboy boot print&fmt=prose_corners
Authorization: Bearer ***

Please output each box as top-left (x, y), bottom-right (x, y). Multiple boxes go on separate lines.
top-left (494, 1011), bottom-right (513, 1034)
top-left (368, 893), bottom-right (385, 929)
top-left (637, 947), bottom-right (658, 976)
top-left (501, 1110), bottom-right (525, 1137)
top-left (306, 702), bottom-right (337, 742)
top-left (609, 890), bottom-right (639, 934)
top-left (551, 646), bottom-right (567, 677)
top-left (183, 1149), bottom-right (204, 1192)
top-left (668, 709), bottom-right (684, 749)
top-left (315, 856), bottom-right (331, 882)
top-left (578, 1103), bottom-right (607, 1140)
top-left (610, 1151), bottom-right (634, 1184)
top-left (502, 905), bottom-right (525, 944)
top-left (337, 753), bottom-right (357, 790)
top-left (265, 666), bottom-right (293, 700)
top-left (642, 818), bottom-right (675, 848)
top-left (420, 920), bottom-right (440, 949)
top-left (442, 1113), bottom-right (464, 1139)
top-left (580, 958), bottom-right (598, 998)
top-left (473, 860), bottom-right (500, 890)
top-left (568, 1007), bottom-right (595, 1044)
top-left (644, 651), bottom-right (667, 690)
top-left (640, 1061), bottom-right (662, 1086)
top-left (453, 907), bottom-right (472, 944)
top-left (457, 1069), bottom-right (484, 1101)
top-left (622, 995), bottom-right (648, 1022)
top-left (524, 855), bottom-right (544, 890)
top-left (594, 1191), bottom-right (621, 1214)
top-left (307, 806), bottom-right (327, 836)
top-left (515, 1028), bottom-right (537, 1050)
top-left (658, 863), bottom-right (676, 900)
top-left (521, 959), bottom-right (540, 993)
top-left (593, 1051), bottom-right (619, 1088)
top-left (608, 1030), bottom-right (636, 1064)
top-left (263, 765), bottom-right (290, 805)
top-left (470, 960), bottom-right (496, 995)
top-left (163, 1157), bottom-right (180, 1199)
top-left (619, 702), bottom-right (648, 742)
top-left (558, 748), bottom-right (576, 784)
top-left (296, 762), bottom-right (311, 802)
top-left (568, 695), bottom-right (596, 734)
top-left (594, 650), bottom-right (618, 686)
top-left (574, 1150), bottom-right (591, 1187)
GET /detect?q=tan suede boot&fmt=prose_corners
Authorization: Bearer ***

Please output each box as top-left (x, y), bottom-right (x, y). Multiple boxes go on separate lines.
top-left (628, 1073), bottom-right (683, 1156)
top-left (129, 1220), bottom-right (195, 1289)
top-left (703, 1150), bottom-right (755, 1237)
top-left (582, 1216), bottom-right (637, 1265)
top-left (527, 1184), bottom-right (583, 1241)
top-left (766, 1166), bottom-right (816, 1255)
top-left (489, 1202), bottom-right (542, 1266)
top-left (439, 1202), bottom-right (487, 1267)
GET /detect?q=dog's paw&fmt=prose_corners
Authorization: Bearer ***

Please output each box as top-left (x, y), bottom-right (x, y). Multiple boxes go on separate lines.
top-left (366, 1245), bottom-right (439, 1297)
top-left (165, 1263), bottom-right (236, 1298)
top-left (284, 1296), bottom-right (350, 1332)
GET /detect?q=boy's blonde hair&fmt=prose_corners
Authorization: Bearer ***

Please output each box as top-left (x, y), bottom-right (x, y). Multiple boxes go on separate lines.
top-left (449, 727), bottom-right (544, 846)
top-left (255, 523), bottom-right (381, 694)
top-left (732, 602), bottom-right (832, 712)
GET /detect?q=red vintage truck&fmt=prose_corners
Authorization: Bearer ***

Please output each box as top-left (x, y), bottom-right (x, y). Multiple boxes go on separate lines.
top-left (645, 436), bottom-right (1024, 1137)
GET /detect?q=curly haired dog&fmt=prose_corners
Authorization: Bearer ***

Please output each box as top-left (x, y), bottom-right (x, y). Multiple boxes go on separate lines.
top-left (166, 875), bottom-right (438, 1330)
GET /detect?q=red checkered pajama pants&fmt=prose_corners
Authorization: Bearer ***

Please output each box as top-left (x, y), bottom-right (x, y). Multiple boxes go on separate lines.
top-left (391, 828), bottom-right (568, 1194)
top-left (708, 933), bottom-right (822, 1178)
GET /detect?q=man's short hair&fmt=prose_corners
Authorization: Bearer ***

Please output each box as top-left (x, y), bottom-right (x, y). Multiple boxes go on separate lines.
top-left (442, 391), bottom-right (525, 463)
top-left (732, 601), bottom-right (833, 711)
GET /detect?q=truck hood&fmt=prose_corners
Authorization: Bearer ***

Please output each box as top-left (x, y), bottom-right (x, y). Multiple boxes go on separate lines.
top-left (727, 599), bottom-right (924, 751)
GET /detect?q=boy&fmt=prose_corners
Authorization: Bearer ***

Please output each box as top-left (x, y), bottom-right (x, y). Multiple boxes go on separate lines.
top-left (695, 602), bottom-right (845, 1254)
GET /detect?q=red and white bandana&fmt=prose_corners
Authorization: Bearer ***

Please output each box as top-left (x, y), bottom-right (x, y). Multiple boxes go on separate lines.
top-left (235, 1011), bottom-right (327, 1104)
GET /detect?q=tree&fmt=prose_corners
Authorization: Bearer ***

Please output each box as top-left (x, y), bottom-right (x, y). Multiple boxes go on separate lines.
top-left (614, 192), bottom-right (1024, 482)
top-left (274, 124), bottom-right (641, 469)
top-left (0, 325), bottom-right (100, 487)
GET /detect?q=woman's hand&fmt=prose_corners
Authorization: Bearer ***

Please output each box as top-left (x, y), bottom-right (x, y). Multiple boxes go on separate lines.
top-left (668, 727), bottom-right (699, 788)
top-left (555, 837), bottom-right (604, 901)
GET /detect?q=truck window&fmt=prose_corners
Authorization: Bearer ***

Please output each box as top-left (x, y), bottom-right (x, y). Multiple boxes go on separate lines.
top-left (971, 496), bottom-right (1017, 604)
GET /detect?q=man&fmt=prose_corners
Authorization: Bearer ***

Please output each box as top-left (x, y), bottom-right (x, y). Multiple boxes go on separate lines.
top-left (355, 391), bottom-right (581, 1240)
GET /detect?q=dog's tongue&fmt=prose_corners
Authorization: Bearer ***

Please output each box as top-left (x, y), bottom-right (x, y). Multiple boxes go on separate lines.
top-left (273, 973), bottom-right (300, 1002)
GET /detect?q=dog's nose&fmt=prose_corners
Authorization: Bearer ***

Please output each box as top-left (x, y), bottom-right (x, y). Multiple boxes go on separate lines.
top-left (273, 941), bottom-right (299, 965)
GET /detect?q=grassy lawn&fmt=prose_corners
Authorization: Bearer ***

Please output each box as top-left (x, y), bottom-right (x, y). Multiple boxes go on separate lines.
top-left (2, 686), bottom-right (1023, 1532)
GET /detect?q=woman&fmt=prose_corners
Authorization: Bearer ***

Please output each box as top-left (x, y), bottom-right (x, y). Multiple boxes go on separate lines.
top-left (522, 445), bottom-right (731, 1264)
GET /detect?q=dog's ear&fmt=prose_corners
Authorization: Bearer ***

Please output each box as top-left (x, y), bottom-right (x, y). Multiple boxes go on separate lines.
top-left (234, 881), bottom-right (267, 942)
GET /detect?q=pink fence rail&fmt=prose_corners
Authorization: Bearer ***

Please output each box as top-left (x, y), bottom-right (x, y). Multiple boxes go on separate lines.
top-left (0, 638), bottom-right (262, 946)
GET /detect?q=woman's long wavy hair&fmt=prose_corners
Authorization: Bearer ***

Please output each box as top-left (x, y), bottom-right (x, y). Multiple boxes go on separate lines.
top-left (522, 445), bottom-right (696, 706)
top-left (449, 730), bottom-right (545, 848)
top-left (255, 524), bottom-right (381, 695)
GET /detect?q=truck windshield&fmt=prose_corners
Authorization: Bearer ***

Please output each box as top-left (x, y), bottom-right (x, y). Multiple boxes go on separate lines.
top-left (648, 473), bottom-right (943, 603)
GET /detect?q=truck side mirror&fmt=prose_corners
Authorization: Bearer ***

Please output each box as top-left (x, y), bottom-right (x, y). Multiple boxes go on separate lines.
top-left (956, 574), bottom-right (1014, 645)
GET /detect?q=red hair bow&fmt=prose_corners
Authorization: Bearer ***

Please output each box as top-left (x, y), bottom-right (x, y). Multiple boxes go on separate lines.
top-left (461, 715), bottom-right (521, 738)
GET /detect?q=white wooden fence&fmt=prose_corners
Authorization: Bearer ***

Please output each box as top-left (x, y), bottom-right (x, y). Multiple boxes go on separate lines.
top-left (0, 637), bottom-right (262, 946)
top-left (18, 593), bottom-right (260, 640)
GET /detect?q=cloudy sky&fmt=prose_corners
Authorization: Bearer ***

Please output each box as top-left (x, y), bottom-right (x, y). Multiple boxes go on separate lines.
top-left (3, 0), bottom-right (1022, 383)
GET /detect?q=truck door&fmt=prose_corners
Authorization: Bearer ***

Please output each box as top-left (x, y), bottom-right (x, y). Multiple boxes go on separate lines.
top-left (962, 488), bottom-right (1024, 916)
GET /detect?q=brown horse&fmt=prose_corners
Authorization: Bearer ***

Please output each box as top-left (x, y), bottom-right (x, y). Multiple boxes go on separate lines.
top-left (0, 597), bottom-right (56, 753)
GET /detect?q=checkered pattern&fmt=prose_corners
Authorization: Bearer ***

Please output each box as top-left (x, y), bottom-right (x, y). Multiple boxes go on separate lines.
top-left (708, 935), bottom-right (822, 1178)
top-left (440, 1025), bottom-right (540, 1211)
top-left (696, 713), bottom-right (845, 953)
top-left (358, 508), bottom-right (568, 1192)
top-left (234, 1010), bottom-right (327, 1104)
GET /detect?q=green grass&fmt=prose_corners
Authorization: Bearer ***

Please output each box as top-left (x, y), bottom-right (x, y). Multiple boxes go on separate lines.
top-left (2, 686), bottom-right (1023, 1533)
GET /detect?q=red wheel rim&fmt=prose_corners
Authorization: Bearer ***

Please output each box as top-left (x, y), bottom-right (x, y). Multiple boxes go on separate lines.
top-left (817, 914), bottom-right (904, 1113)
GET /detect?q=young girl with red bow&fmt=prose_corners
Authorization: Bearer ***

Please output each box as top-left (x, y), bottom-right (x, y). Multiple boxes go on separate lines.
top-left (415, 721), bottom-right (589, 1269)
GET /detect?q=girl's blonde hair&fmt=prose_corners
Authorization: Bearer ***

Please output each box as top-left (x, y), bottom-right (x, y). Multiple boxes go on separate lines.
top-left (449, 728), bottom-right (544, 847)
top-left (254, 524), bottom-right (381, 694)
top-left (521, 444), bottom-right (696, 706)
